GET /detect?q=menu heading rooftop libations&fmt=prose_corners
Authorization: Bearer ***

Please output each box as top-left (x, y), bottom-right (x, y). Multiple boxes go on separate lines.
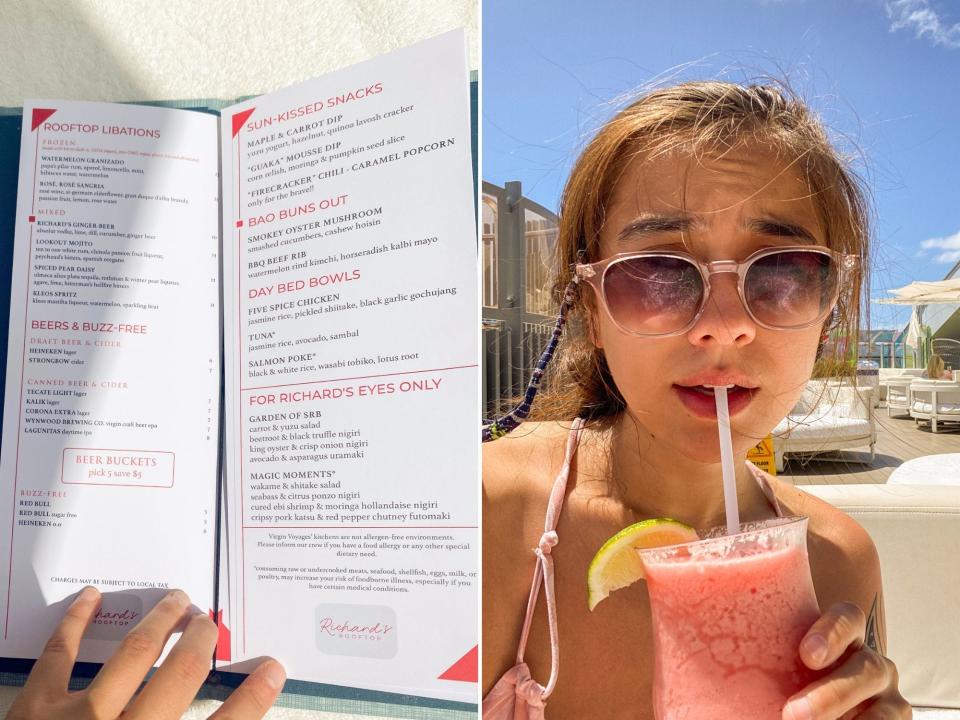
top-left (38, 123), bottom-right (162, 138)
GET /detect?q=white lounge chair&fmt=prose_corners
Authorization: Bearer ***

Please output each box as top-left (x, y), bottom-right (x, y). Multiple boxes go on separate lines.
top-left (908, 380), bottom-right (960, 433)
top-left (879, 369), bottom-right (923, 406)
top-left (772, 381), bottom-right (876, 471)
top-left (885, 377), bottom-right (913, 417)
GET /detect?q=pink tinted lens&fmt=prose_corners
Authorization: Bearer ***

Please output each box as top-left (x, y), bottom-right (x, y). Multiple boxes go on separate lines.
top-left (744, 251), bottom-right (837, 328)
top-left (602, 256), bottom-right (703, 334)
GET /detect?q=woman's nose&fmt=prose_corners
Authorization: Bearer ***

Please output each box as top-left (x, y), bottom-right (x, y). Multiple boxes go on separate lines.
top-left (686, 272), bottom-right (757, 348)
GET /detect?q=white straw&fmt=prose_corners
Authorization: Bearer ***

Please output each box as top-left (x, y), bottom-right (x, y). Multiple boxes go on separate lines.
top-left (713, 385), bottom-right (740, 536)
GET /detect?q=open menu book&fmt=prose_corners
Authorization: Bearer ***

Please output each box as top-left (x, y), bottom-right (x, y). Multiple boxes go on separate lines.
top-left (0, 31), bottom-right (478, 703)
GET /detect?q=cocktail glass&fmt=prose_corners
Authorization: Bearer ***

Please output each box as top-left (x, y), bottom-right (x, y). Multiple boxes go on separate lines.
top-left (638, 516), bottom-right (821, 719)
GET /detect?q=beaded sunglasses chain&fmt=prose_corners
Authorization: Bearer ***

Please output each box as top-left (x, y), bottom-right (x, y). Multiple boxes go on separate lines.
top-left (481, 274), bottom-right (580, 442)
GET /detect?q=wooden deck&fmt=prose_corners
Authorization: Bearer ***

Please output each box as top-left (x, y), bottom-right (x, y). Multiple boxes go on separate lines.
top-left (778, 404), bottom-right (960, 485)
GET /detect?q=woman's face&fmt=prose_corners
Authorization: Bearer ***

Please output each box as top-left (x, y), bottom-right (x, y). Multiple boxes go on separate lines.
top-left (592, 143), bottom-right (827, 461)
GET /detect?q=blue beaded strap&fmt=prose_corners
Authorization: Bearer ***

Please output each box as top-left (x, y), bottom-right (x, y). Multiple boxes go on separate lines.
top-left (482, 275), bottom-right (580, 442)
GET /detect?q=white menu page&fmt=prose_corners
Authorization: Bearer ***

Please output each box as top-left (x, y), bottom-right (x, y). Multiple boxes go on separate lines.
top-left (220, 31), bottom-right (478, 701)
top-left (0, 101), bottom-right (221, 660)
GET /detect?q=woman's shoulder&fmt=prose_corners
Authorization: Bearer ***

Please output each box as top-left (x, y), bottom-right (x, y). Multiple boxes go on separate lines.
top-left (482, 419), bottom-right (598, 586)
top-left (482, 421), bottom-right (580, 693)
top-left (767, 475), bottom-right (881, 611)
top-left (483, 420), bottom-right (579, 506)
top-left (769, 478), bottom-right (875, 553)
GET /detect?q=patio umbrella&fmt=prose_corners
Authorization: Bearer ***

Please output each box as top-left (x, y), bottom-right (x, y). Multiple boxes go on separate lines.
top-left (905, 306), bottom-right (922, 348)
top-left (872, 281), bottom-right (960, 367)
top-left (873, 278), bottom-right (960, 305)
top-left (905, 315), bottom-right (933, 367)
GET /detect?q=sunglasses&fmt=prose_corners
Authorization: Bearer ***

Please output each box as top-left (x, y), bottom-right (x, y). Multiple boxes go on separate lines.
top-left (574, 245), bottom-right (857, 337)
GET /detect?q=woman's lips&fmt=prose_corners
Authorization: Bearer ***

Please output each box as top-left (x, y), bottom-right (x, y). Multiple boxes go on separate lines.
top-left (672, 385), bottom-right (757, 419)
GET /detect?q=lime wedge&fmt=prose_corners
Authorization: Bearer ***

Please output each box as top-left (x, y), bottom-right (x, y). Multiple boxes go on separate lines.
top-left (587, 518), bottom-right (698, 611)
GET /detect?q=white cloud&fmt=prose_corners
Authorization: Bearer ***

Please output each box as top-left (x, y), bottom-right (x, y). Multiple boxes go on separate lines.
top-left (921, 230), bottom-right (960, 262)
top-left (885, 0), bottom-right (960, 48)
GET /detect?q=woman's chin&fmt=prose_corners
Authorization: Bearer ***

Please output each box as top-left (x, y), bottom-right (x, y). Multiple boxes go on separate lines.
top-left (623, 403), bottom-right (777, 463)
top-left (659, 428), bottom-right (772, 466)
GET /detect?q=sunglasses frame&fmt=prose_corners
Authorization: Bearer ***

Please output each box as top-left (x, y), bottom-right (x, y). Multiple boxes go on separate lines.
top-left (574, 245), bottom-right (858, 337)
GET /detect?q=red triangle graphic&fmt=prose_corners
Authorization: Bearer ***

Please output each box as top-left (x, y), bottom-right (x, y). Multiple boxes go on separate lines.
top-left (31, 108), bottom-right (57, 132)
top-left (208, 609), bottom-right (232, 662)
top-left (232, 108), bottom-right (256, 138)
top-left (437, 645), bottom-right (477, 683)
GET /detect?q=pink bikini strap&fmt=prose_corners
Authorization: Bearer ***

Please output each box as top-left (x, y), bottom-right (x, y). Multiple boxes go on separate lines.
top-left (514, 418), bottom-right (585, 700)
top-left (748, 461), bottom-right (785, 518)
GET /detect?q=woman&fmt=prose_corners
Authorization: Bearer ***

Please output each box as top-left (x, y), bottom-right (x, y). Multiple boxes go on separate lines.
top-left (924, 354), bottom-right (950, 380)
top-left (482, 83), bottom-right (909, 719)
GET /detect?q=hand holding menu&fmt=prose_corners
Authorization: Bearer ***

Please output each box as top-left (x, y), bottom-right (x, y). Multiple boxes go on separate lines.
top-left (0, 31), bottom-right (478, 703)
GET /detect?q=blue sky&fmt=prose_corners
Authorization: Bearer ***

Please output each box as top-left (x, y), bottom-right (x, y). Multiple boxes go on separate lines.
top-left (482, 0), bottom-right (960, 331)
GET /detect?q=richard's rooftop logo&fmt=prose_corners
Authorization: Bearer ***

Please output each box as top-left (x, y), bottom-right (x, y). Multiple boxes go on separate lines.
top-left (318, 617), bottom-right (393, 639)
top-left (84, 593), bottom-right (144, 641)
top-left (315, 603), bottom-right (397, 659)
top-left (94, 608), bottom-right (140, 625)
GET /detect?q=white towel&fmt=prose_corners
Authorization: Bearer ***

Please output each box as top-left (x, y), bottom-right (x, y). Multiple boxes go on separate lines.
top-left (0, 0), bottom-right (477, 106)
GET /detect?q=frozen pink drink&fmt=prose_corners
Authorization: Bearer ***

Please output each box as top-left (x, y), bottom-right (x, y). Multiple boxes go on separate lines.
top-left (639, 517), bottom-right (821, 719)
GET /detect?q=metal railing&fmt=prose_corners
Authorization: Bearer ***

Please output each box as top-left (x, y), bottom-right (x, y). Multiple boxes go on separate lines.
top-left (481, 181), bottom-right (558, 420)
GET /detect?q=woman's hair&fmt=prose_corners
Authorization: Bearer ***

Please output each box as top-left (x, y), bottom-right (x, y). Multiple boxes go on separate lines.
top-left (927, 354), bottom-right (945, 379)
top-left (529, 80), bottom-right (870, 422)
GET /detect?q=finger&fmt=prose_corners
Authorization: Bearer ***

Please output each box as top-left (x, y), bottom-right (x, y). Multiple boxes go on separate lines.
top-left (855, 696), bottom-right (913, 719)
top-left (84, 589), bottom-right (193, 717)
top-left (837, 698), bottom-right (878, 720)
top-left (124, 611), bottom-right (218, 720)
top-left (783, 649), bottom-right (892, 720)
top-left (208, 659), bottom-right (285, 720)
top-left (799, 601), bottom-right (866, 670)
top-left (838, 700), bottom-right (874, 720)
top-left (24, 586), bottom-right (101, 695)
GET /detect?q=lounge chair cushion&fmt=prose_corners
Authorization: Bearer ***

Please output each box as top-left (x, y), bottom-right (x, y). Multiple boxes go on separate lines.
top-left (911, 401), bottom-right (960, 414)
top-left (802, 485), bottom-right (960, 710)
top-left (773, 416), bottom-right (871, 442)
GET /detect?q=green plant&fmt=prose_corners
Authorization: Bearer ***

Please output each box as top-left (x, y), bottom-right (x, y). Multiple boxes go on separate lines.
top-left (811, 357), bottom-right (855, 379)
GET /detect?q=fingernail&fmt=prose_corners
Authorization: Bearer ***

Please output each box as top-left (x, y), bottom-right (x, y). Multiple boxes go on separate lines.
top-left (167, 590), bottom-right (189, 607)
top-left (802, 633), bottom-right (828, 665)
top-left (262, 661), bottom-right (286, 691)
top-left (74, 586), bottom-right (98, 603)
top-left (783, 696), bottom-right (813, 720)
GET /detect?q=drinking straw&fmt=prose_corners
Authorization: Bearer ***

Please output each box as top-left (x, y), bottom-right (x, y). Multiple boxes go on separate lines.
top-left (713, 385), bottom-right (740, 535)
